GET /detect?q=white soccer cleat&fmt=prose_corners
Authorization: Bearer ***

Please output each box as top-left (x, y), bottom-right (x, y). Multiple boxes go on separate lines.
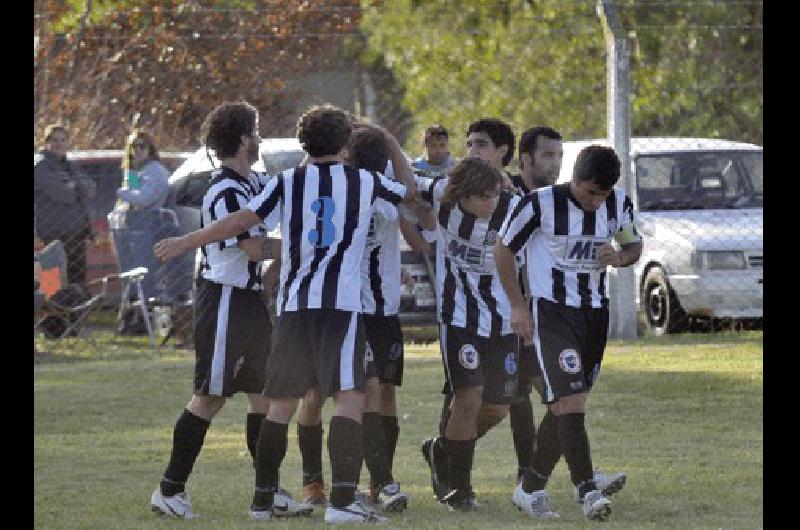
top-left (376, 481), bottom-right (408, 513)
top-left (575, 470), bottom-right (628, 503)
top-left (582, 489), bottom-right (612, 521)
top-left (150, 487), bottom-right (196, 519)
top-left (512, 483), bottom-right (559, 519)
top-left (325, 500), bottom-right (388, 523)
top-left (249, 507), bottom-right (272, 521)
top-left (273, 488), bottom-right (314, 517)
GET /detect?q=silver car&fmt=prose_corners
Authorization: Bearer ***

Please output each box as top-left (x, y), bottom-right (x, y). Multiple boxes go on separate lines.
top-left (558, 138), bottom-right (763, 335)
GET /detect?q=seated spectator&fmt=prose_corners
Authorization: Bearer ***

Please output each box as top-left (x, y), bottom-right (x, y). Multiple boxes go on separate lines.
top-left (412, 124), bottom-right (456, 177)
top-left (109, 130), bottom-right (170, 334)
top-left (34, 123), bottom-right (96, 286)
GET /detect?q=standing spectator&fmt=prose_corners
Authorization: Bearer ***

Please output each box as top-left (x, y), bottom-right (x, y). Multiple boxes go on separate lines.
top-left (34, 123), bottom-right (96, 286)
top-left (412, 125), bottom-right (456, 177)
top-left (110, 130), bottom-right (170, 332)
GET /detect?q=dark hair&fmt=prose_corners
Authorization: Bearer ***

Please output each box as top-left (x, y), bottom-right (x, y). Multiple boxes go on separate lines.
top-left (519, 126), bottom-right (562, 162)
top-left (296, 104), bottom-right (352, 157)
top-left (347, 129), bottom-right (388, 173)
top-left (573, 145), bottom-right (621, 189)
top-left (424, 124), bottom-right (449, 143)
top-left (466, 118), bottom-right (515, 166)
top-left (44, 123), bottom-right (67, 142)
top-left (441, 157), bottom-right (504, 207)
top-left (201, 101), bottom-right (258, 159)
top-left (123, 129), bottom-right (160, 169)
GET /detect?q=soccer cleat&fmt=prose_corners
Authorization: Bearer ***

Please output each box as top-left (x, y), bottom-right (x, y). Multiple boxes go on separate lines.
top-left (421, 437), bottom-right (449, 501)
top-left (582, 489), bottom-right (612, 521)
top-left (354, 489), bottom-right (377, 511)
top-left (376, 481), bottom-right (409, 513)
top-left (302, 481), bottom-right (328, 506)
top-left (272, 488), bottom-right (314, 517)
top-left (249, 507), bottom-right (272, 521)
top-left (574, 470), bottom-right (627, 503)
top-left (441, 488), bottom-right (478, 512)
top-left (325, 500), bottom-right (388, 523)
top-left (150, 487), bottom-right (196, 519)
top-left (512, 483), bottom-right (559, 519)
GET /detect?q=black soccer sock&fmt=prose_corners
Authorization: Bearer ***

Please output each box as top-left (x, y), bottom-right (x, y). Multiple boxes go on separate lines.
top-left (362, 412), bottom-right (393, 488)
top-left (298, 422), bottom-right (324, 486)
top-left (524, 410), bottom-right (561, 493)
top-left (557, 412), bottom-right (596, 499)
top-left (328, 416), bottom-right (363, 508)
top-left (161, 409), bottom-right (210, 497)
top-left (509, 395), bottom-right (536, 472)
top-left (445, 437), bottom-right (476, 492)
top-left (252, 419), bottom-right (288, 509)
top-left (380, 415), bottom-right (399, 474)
top-left (246, 413), bottom-right (265, 466)
top-left (439, 393), bottom-right (453, 437)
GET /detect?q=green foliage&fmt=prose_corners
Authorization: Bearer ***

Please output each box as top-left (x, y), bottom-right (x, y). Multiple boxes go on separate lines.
top-left (360, 0), bottom-right (762, 157)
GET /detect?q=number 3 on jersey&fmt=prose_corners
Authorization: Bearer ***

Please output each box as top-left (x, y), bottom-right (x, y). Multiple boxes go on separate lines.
top-left (309, 197), bottom-right (336, 247)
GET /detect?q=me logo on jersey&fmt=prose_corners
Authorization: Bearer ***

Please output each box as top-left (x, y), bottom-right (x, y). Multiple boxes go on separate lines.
top-left (449, 239), bottom-right (482, 265)
top-left (308, 197), bottom-right (336, 247)
top-left (563, 236), bottom-right (608, 271)
top-left (459, 344), bottom-right (479, 370)
top-left (558, 349), bottom-right (582, 374)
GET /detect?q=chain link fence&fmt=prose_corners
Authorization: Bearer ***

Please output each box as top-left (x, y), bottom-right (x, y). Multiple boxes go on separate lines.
top-left (34, 1), bottom-right (762, 354)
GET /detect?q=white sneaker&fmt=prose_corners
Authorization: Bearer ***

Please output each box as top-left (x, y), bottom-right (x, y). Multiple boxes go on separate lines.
top-left (249, 507), bottom-right (272, 521)
top-left (582, 489), bottom-right (612, 521)
top-left (354, 490), bottom-right (376, 511)
top-left (150, 487), bottom-right (196, 519)
top-left (325, 500), bottom-right (388, 523)
top-left (376, 481), bottom-right (408, 513)
top-left (512, 483), bottom-right (559, 519)
top-left (272, 488), bottom-right (314, 517)
top-left (574, 470), bottom-right (628, 503)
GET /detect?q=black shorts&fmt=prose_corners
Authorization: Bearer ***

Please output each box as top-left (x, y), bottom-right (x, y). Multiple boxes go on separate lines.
top-left (193, 279), bottom-right (271, 397)
top-left (264, 309), bottom-right (366, 399)
top-left (516, 342), bottom-right (542, 396)
top-left (532, 298), bottom-right (609, 405)
top-left (363, 314), bottom-right (404, 386)
top-left (440, 324), bottom-right (520, 405)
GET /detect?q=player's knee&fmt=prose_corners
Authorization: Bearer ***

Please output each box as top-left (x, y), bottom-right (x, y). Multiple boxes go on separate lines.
top-left (363, 377), bottom-right (381, 413)
top-left (451, 387), bottom-right (484, 417)
top-left (482, 403), bottom-right (509, 424)
top-left (553, 393), bottom-right (587, 415)
top-left (333, 389), bottom-right (365, 421)
top-left (267, 398), bottom-right (299, 423)
top-left (187, 394), bottom-right (227, 420)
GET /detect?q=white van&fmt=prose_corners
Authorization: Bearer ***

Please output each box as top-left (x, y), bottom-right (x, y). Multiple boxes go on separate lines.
top-left (558, 138), bottom-right (763, 335)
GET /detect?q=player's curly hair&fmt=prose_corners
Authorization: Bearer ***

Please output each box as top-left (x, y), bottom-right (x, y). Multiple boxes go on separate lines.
top-left (573, 145), bottom-right (620, 190)
top-left (441, 157), bottom-right (504, 208)
top-left (296, 104), bottom-right (352, 157)
top-left (201, 101), bottom-right (258, 159)
top-left (347, 128), bottom-right (388, 173)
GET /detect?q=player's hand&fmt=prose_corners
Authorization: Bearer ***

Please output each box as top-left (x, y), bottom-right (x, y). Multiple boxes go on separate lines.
top-left (597, 242), bottom-right (621, 267)
top-left (153, 237), bottom-right (189, 262)
top-left (511, 303), bottom-right (533, 346)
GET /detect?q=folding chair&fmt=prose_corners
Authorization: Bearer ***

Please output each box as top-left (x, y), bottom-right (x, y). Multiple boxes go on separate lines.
top-left (116, 266), bottom-right (157, 348)
top-left (34, 275), bottom-right (112, 353)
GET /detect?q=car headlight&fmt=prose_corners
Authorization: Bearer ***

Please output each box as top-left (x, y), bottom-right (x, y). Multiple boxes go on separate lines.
top-left (692, 250), bottom-right (746, 270)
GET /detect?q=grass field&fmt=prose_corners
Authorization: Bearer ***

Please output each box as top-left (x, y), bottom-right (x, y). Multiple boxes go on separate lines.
top-left (34, 330), bottom-right (763, 529)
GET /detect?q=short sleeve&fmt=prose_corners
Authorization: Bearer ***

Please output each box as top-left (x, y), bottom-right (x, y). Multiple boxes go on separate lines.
top-left (499, 193), bottom-right (541, 254)
top-left (247, 174), bottom-right (283, 230)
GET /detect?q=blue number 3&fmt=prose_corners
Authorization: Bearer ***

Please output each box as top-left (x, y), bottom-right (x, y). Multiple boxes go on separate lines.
top-left (308, 197), bottom-right (336, 247)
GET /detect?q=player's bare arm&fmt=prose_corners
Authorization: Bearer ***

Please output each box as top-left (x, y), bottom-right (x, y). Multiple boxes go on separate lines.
top-left (597, 240), bottom-right (643, 268)
top-left (153, 208), bottom-right (262, 262)
top-left (494, 239), bottom-right (533, 345)
top-left (239, 235), bottom-right (282, 263)
top-left (406, 198), bottom-right (436, 230)
top-left (353, 122), bottom-right (417, 204)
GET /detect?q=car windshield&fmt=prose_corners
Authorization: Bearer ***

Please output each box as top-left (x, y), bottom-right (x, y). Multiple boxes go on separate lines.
top-left (635, 150), bottom-right (763, 211)
top-left (262, 150), bottom-right (305, 175)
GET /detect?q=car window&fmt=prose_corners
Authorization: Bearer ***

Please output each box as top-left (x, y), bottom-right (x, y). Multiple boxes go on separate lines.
top-left (635, 151), bottom-right (762, 210)
top-left (262, 150), bottom-right (305, 175)
top-left (175, 171), bottom-right (213, 208)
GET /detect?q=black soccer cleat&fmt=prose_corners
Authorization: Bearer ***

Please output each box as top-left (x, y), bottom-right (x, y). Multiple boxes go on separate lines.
top-left (442, 488), bottom-right (478, 512)
top-left (421, 437), bottom-right (449, 501)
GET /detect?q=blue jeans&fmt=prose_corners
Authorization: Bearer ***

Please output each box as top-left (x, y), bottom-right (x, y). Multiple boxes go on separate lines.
top-left (111, 210), bottom-right (167, 303)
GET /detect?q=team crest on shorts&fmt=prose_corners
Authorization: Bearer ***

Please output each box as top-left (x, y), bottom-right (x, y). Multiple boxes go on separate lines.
top-left (558, 349), bottom-right (581, 374)
top-left (459, 344), bottom-right (479, 370)
top-left (388, 342), bottom-right (403, 361)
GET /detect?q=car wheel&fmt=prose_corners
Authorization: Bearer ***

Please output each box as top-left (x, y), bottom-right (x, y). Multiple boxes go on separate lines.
top-left (641, 267), bottom-right (687, 336)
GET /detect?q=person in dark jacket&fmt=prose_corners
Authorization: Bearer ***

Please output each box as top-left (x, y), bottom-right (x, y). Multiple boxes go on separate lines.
top-left (34, 124), bottom-right (96, 286)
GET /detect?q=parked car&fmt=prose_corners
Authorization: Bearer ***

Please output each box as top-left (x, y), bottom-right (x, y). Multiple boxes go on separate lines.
top-left (166, 139), bottom-right (437, 324)
top-left (557, 137), bottom-right (763, 335)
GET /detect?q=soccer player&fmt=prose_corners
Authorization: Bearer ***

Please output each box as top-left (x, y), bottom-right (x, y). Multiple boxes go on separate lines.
top-left (495, 145), bottom-right (643, 521)
top-left (149, 101), bottom-right (308, 519)
top-left (416, 157), bottom-right (522, 511)
top-left (412, 124), bottom-right (456, 177)
top-left (154, 104), bottom-right (416, 524)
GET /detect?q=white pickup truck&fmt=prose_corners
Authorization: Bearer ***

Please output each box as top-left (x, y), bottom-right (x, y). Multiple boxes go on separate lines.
top-left (558, 138), bottom-right (763, 335)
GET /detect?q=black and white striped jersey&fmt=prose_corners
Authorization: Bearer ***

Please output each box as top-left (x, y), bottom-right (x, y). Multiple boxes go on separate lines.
top-left (417, 175), bottom-right (521, 338)
top-left (199, 167), bottom-right (268, 290)
top-left (499, 183), bottom-right (641, 308)
top-left (247, 161), bottom-right (406, 314)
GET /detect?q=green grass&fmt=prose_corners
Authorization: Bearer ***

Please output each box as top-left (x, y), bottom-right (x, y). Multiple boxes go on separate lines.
top-left (34, 331), bottom-right (762, 529)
